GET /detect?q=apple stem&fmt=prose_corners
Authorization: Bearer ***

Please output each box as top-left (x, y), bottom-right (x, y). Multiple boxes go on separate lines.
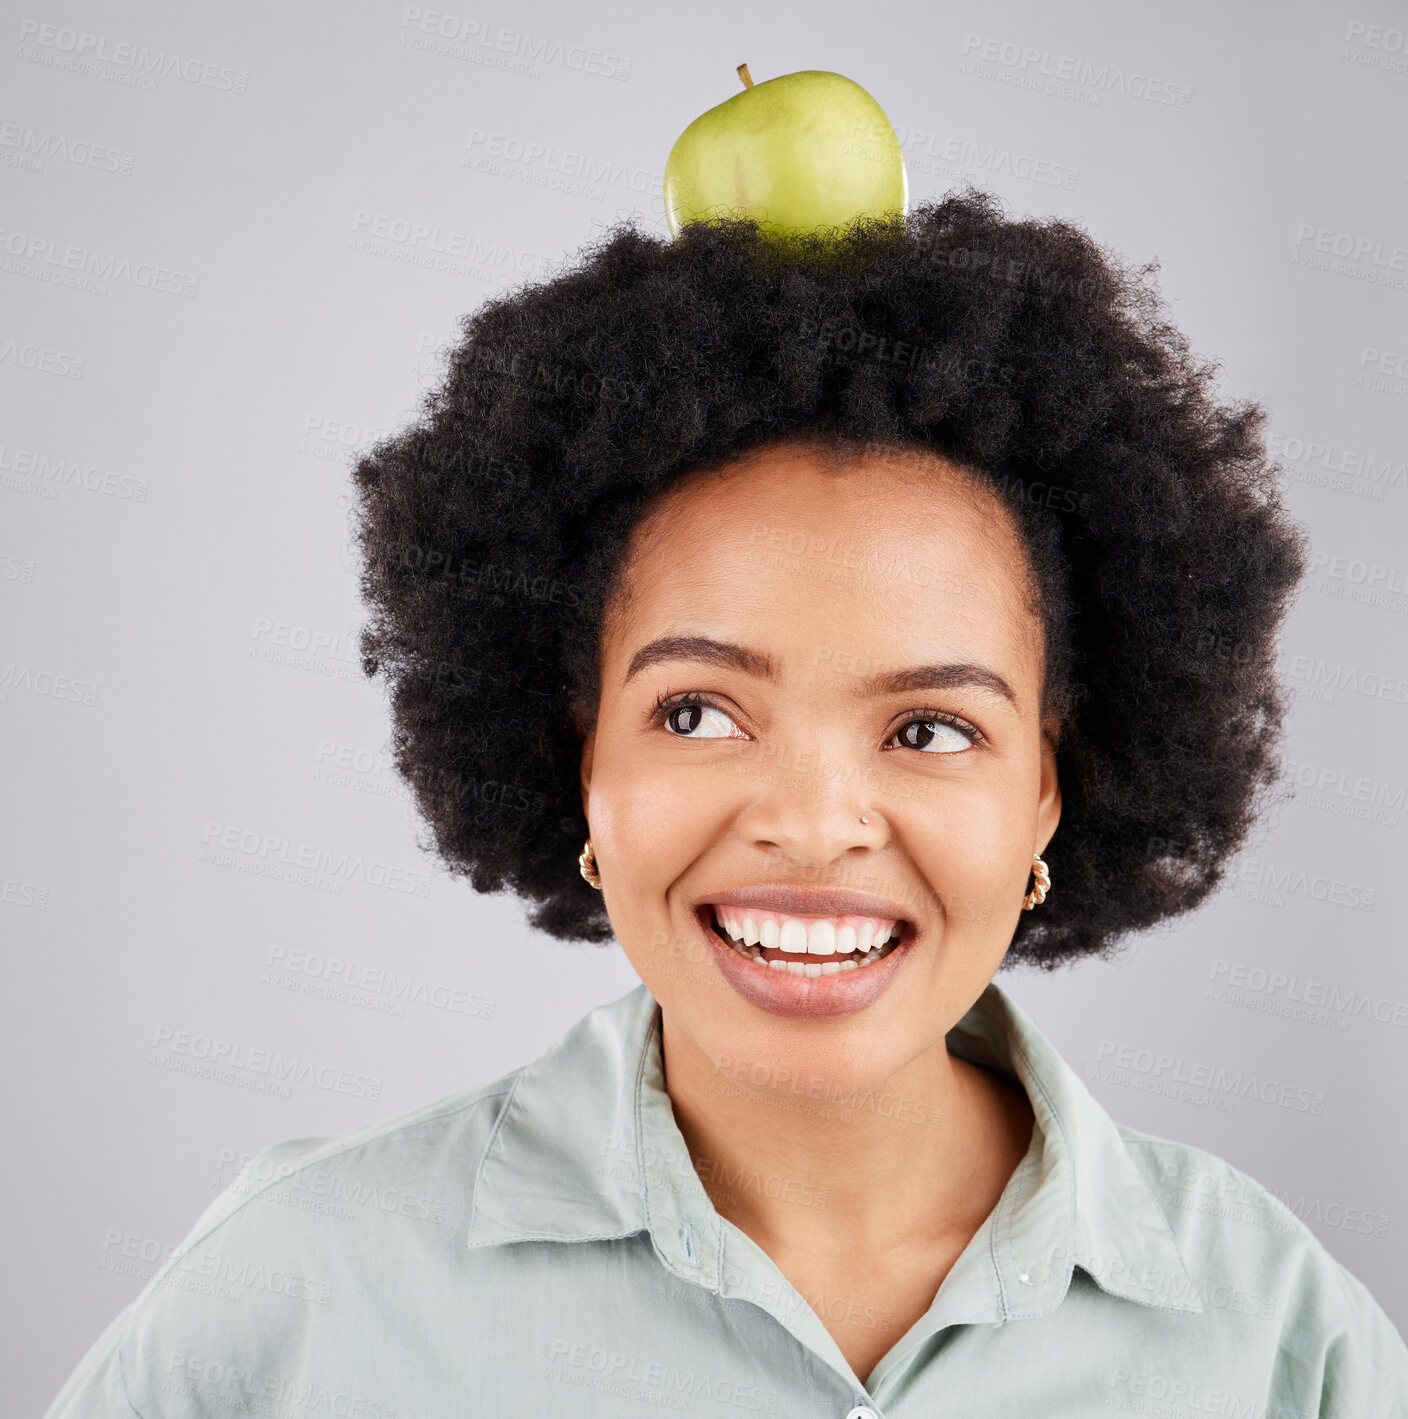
top-left (737, 62), bottom-right (754, 88)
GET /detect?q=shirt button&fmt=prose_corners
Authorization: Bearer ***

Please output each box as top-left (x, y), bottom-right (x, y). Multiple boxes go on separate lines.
top-left (846, 1407), bottom-right (880, 1419)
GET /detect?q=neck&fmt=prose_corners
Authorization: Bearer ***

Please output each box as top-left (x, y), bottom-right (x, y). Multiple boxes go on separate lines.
top-left (660, 1012), bottom-right (1035, 1260)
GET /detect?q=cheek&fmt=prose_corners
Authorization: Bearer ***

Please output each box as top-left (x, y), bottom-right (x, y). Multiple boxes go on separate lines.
top-left (899, 772), bottom-right (1033, 922)
top-left (588, 758), bottom-right (731, 996)
top-left (589, 753), bottom-right (726, 898)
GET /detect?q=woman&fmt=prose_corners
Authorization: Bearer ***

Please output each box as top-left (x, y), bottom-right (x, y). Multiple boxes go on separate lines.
top-left (46, 194), bottom-right (1408, 1415)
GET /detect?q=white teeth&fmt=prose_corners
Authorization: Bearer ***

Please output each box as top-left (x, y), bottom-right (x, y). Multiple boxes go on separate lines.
top-left (806, 919), bottom-right (836, 956)
top-left (710, 905), bottom-right (904, 976)
top-left (721, 936), bottom-right (897, 970)
top-left (725, 934), bottom-right (898, 974)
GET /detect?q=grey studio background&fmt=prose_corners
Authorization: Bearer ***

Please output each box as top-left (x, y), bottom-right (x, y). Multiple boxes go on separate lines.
top-left (3, 0), bottom-right (1406, 1407)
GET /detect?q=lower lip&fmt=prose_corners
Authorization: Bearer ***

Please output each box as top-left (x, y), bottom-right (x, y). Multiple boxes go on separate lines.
top-left (695, 909), bottom-right (914, 1018)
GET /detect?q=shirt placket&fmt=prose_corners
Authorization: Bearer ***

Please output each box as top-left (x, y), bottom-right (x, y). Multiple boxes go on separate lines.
top-left (635, 1016), bottom-right (876, 1408)
top-left (637, 1022), bottom-right (1083, 1415)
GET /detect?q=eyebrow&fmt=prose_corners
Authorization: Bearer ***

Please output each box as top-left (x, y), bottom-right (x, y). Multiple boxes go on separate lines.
top-left (623, 635), bottom-right (1018, 707)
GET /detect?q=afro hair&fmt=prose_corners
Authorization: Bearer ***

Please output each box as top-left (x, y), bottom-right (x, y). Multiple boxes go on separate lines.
top-left (350, 190), bottom-right (1308, 969)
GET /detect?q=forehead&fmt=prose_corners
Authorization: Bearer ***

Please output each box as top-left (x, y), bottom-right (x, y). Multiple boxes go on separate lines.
top-left (604, 440), bottom-right (1045, 697)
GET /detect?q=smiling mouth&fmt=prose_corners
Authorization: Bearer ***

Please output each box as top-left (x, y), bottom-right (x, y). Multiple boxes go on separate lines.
top-left (703, 904), bottom-right (906, 977)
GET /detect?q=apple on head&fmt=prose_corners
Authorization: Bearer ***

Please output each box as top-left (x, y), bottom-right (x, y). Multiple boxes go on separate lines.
top-left (663, 63), bottom-right (908, 241)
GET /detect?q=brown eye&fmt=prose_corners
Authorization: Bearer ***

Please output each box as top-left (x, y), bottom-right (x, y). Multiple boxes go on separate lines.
top-left (669, 704), bottom-right (702, 734)
top-left (667, 703), bottom-right (742, 738)
top-left (892, 717), bottom-right (976, 753)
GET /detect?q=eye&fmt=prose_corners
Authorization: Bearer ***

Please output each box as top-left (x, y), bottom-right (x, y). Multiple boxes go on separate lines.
top-left (654, 691), bottom-right (749, 740)
top-left (888, 709), bottom-right (984, 754)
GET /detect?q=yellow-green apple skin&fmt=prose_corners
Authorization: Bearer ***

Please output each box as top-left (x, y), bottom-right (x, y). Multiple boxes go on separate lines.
top-left (663, 70), bottom-right (908, 239)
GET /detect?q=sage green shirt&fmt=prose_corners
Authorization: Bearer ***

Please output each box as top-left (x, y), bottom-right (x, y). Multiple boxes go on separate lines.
top-left (45, 980), bottom-right (1408, 1417)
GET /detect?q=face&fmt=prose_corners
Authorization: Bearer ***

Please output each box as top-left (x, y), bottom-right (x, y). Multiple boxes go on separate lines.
top-left (578, 437), bottom-right (1061, 1099)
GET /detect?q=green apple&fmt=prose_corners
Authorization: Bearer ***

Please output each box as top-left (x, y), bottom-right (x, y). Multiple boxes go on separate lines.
top-left (663, 64), bottom-right (908, 240)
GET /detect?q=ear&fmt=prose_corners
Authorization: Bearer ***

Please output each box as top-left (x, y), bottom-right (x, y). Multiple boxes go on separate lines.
top-left (579, 727), bottom-right (596, 820)
top-left (1036, 721), bottom-right (1062, 856)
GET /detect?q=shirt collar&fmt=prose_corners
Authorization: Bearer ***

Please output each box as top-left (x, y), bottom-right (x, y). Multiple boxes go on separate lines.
top-left (466, 978), bottom-right (1203, 1322)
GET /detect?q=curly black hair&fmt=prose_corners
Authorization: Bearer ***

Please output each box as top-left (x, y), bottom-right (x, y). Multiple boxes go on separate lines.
top-left (350, 190), bottom-right (1307, 970)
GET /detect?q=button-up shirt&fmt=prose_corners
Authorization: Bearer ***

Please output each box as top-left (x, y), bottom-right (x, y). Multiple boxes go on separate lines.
top-left (45, 979), bottom-right (1408, 1417)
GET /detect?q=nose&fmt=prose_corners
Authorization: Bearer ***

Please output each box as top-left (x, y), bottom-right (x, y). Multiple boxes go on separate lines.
top-left (733, 748), bottom-right (888, 870)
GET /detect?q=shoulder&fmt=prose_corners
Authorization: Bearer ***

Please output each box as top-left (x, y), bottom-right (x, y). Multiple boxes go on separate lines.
top-left (1116, 1121), bottom-right (1408, 1409)
top-left (163, 1067), bottom-right (522, 1265)
top-left (44, 1071), bottom-right (523, 1419)
top-left (184, 1067), bottom-right (521, 1243)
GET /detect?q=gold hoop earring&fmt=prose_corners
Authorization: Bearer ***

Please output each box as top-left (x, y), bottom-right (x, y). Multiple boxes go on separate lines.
top-left (1022, 852), bottom-right (1050, 911)
top-left (579, 837), bottom-right (603, 891)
